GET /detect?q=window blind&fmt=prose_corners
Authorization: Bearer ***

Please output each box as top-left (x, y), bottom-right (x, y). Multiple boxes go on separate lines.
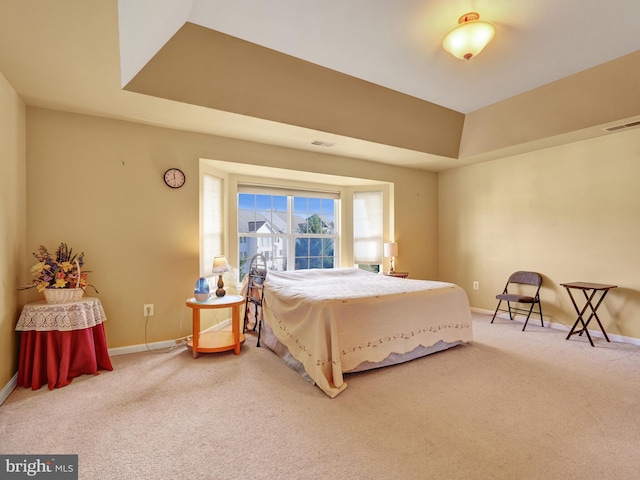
top-left (353, 190), bottom-right (383, 264)
top-left (202, 174), bottom-right (223, 275)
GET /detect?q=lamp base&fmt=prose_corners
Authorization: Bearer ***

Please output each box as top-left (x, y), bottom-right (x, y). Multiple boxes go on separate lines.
top-left (215, 274), bottom-right (226, 297)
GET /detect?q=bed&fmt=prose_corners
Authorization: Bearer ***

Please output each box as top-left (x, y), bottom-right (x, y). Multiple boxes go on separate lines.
top-left (253, 267), bottom-right (472, 398)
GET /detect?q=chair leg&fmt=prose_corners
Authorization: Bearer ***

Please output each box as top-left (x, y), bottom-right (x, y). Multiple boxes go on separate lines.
top-left (537, 300), bottom-right (544, 327)
top-left (522, 303), bottom-right (535, 331)
top-left (522, 300), bottom-right (544, 331)
top-left (507, 302), bottom-right (514, 320)
top-left (491, 300), bottom-right (503, 323)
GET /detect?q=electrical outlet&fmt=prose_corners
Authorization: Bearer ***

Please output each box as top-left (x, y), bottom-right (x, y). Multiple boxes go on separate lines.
top-left (473, 281), bottom-right (479, 290)
top-left (144, 304), bottom-right (154, 316)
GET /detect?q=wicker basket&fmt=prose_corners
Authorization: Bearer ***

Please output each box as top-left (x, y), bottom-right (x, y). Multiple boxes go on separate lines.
top-left (43, 287), bottom-right (84, 304)
top-left (42, 258), bottom-right (85, 304)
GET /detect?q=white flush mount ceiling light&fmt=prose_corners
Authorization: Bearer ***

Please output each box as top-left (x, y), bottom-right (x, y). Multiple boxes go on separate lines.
top-left (442, 12), bottom-right (496, 61)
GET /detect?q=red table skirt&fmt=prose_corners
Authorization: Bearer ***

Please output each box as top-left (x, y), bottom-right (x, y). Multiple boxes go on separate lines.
top-left (18, 324), bottom-right (114, 390)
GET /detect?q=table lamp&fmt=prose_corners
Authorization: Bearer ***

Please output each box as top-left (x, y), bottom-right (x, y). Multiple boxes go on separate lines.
top-left (383, 242), bottom-right (398, 274)
top-left (212, 255), bottom-right (230, 297)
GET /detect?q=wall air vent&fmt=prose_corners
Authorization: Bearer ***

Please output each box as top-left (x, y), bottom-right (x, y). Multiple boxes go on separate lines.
top-left (603, 120), bottom-right (640, 132)
top-left (311, 140), bottom-right (336, 147)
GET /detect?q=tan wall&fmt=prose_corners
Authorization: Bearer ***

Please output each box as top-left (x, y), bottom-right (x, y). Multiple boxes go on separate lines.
top-left (0, 72), bottom-right (26, 389)
top-left (439, 127), bottom-right (640, 339)
top-left (460, 50), bottom-right (640, 160)
top-left (126, 23), bottom-right (464, 159)
top-left (24, 108), bottom-right (438, 349)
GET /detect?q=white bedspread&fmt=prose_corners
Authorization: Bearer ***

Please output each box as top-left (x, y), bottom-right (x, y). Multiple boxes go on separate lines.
top-left (262, 268), bottom-right (472, 397)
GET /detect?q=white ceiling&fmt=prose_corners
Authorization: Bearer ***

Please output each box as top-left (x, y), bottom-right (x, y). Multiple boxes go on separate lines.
top-left (120, 0), bottom-right (640, 114)
top-left (2, 0), bottom-right (640, 171)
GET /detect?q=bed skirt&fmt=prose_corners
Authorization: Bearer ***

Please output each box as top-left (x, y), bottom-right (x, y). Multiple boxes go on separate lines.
top-left (260, 321), bottom-right (462, 385)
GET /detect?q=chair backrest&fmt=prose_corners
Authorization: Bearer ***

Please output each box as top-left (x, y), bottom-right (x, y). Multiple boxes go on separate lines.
top-left (508, 271), bottom-right (542, 287)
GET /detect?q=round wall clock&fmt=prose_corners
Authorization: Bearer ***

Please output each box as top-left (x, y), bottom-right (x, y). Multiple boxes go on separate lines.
top-left (163, 168), bottom-right (186, 189)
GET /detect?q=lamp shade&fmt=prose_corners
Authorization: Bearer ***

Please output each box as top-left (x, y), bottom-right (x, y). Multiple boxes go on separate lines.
top-left (211, 255), bottom-right (230, 274)
top-left (442, 12), bottom-right (496, 61)
top-left (383, 242), bottom-right (398, 258)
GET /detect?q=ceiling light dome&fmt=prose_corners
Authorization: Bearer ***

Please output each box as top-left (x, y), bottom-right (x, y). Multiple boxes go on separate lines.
top-left (442, 12), bottom-right (496, 61)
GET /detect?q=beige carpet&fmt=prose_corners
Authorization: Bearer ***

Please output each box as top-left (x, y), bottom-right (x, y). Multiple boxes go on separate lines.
top-left (1, 313), bottom-right (639, 479)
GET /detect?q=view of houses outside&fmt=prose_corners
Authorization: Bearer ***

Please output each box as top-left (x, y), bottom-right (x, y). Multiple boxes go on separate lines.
top-left (238, 193), bottom-right (336, 278)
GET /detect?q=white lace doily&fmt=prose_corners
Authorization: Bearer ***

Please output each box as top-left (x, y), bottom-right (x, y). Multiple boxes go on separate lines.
top-left (15, 297), bottom-right (107, 332)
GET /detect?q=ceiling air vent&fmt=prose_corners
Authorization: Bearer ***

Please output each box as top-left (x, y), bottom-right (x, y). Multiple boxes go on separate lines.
top-left (311, 140), bottom-right (336, 148)
top-left (603, 120), bottom-right (640, 133)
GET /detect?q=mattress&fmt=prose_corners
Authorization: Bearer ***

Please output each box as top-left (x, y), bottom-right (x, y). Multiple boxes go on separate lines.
top-left (261, 268), bottom-right (473, 397)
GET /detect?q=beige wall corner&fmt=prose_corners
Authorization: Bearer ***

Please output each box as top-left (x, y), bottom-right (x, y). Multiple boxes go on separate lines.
top-left (0, 72), bottom-right (27, 392)
top-left (439, 127), bottom-right (640, 340)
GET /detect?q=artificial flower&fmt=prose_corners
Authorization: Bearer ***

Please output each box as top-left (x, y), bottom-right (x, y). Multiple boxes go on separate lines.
top-left (19, 242), bottom-right (98, 294)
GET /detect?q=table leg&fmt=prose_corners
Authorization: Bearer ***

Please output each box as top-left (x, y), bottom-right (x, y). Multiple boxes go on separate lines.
top-left (565, 288), bottom-right (594, 346)
top-left (232, 305), bottom-right (240, 355)
top-left (192, 307), bottom-right (200, 359)
top-left (565, 288), bottom-right (595, 346)
top-left (565, 288), bottom-right (613, 346)
top-left (582, 289), bottom-right (611, 342)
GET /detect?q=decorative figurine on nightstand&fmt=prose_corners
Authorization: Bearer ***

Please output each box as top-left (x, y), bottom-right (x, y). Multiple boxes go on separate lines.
top-left (194, 277), bottom-right (210, 302)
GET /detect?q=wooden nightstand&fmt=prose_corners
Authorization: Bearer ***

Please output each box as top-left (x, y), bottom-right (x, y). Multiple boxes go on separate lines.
top-left (185, 295), bottom-right (245, 358)
top-left (384, 272), bottom-right (409, 278)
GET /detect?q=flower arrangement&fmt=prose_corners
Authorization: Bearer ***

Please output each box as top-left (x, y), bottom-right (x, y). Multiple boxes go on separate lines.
top-left (21, 243), bottom-right (97, 293)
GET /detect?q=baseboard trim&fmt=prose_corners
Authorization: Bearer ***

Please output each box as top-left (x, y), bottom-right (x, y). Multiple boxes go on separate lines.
top-left (471, 307), bottom-right (640, 347)
top-left (108, 319), bottom-right (232, 356)
top-left (0, 372), bottom-right (18, 406)
top-left (108, 340), bottom-right (180, 356)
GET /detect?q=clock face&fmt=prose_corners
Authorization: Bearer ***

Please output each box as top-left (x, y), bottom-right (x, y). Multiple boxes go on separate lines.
top-left (164, 168), bottom-right (186, 189)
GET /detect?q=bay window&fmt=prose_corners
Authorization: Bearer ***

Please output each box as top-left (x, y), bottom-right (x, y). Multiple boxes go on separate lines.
top-left (237, 187), bottom-right (339, 278)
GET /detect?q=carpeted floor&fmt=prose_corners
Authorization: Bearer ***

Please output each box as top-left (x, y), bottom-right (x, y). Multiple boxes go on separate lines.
top-left (1, 313), bottom-right (639, 479)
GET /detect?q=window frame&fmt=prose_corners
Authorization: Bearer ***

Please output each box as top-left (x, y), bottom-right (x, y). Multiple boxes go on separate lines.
top-left (237, 188), bottom-right (340, 276)
top-left (199, 160), bottom-right (393, 286)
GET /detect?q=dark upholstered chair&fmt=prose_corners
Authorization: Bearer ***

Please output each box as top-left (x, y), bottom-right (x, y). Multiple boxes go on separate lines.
top-left (491, 271), bottom-right (543, 331)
